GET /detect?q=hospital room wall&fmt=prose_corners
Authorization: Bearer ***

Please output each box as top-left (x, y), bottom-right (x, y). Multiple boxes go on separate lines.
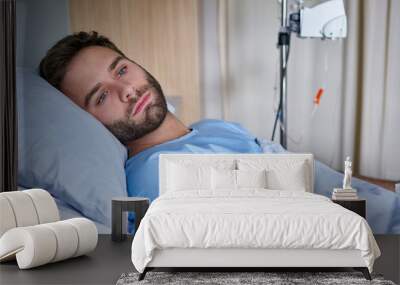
top-left (200, 0), bottom-right (400, 181)
top-left (68, 0), bottom-right (201, 125)
top-left (16, 0), bottom-right (201, 125)
top-left (15, 0), bottom-right (400, 181)
top-left (200, 0), bottom-right (279, 140)
top-left (16, 0), bottom-right (71, 69)
top-left (200, 0), bottom-right (346, 169)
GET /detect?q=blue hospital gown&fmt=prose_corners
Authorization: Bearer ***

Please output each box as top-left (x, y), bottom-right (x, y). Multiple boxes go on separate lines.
top-left (125, 119), bottom-right (400, 234)
top-left (125, 119), bottom-right (263, 202)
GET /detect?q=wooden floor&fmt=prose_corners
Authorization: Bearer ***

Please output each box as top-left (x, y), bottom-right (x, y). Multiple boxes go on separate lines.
top-left (373, 235), bottom-right (400, 284)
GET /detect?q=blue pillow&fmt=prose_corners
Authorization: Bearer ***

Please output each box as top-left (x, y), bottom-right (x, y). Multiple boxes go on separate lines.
top-left (17, 67), bottom-right (128, 227)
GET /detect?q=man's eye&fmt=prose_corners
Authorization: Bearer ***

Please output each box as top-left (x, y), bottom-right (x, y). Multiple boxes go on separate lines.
top-left (118, 66), bottom-right (127, 77)
top-left (97, 91), bottom-right (108, 105)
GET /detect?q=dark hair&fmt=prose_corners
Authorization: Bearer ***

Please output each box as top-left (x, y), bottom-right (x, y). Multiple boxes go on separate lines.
top-left (39, 31), bottom-right (126, 90)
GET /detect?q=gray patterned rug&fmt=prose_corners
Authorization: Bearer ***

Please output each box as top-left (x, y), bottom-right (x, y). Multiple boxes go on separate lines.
top-left (116, 271), bottom-right (396, 285)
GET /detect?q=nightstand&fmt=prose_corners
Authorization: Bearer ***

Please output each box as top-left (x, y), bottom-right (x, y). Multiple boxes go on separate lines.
top-left (112, 197), bottom-right (150, 241)
top-left (332, 199), bottom-right (366, 218)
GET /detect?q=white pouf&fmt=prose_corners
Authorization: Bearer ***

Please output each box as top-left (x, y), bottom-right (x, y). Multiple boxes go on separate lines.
top-left (0, 190), bottom-right (98, 269)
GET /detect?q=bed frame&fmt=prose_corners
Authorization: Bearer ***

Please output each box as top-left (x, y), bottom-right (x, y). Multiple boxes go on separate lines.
top-left (138, 154), bottom-right (372, 281)
top-left (140, 248), bottom-right (370, 280)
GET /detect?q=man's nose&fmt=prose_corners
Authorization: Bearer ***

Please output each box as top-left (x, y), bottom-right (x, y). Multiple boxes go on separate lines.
top-left (118, 85), bottom-right (136, 103)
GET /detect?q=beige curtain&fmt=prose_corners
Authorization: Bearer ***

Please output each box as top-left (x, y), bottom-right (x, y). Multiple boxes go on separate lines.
top-left (200, 0), bottom-right (400, 180)
top-left (357, 0), bottom-right (400, 180)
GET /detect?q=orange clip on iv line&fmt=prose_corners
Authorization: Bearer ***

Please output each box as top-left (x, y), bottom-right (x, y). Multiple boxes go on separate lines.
top-left (312, 88), bottom-right (324, 116)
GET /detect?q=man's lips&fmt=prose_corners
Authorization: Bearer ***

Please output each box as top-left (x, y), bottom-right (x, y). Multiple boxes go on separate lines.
top-left (132, 92), bottom-right (151, 116)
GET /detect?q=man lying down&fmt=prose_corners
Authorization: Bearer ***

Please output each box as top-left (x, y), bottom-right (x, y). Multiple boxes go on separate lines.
top-left (39, 31), bottom-right (399, 234)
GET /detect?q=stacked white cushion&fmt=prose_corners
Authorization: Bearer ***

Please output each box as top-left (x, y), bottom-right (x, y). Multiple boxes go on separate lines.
top-left (24, 189), bottom-right (60, 224)
top-left (0, 189), bottom-right (59, 236)
top-left (0, 218), bottom-right (97, 269)
top-left (42, 221), bottom-right (79, 262)
top-left (63, 219), bottom-right (98, 257)
top-left (0, 190), bottom-right (98, 269)
top-left (0, 196), bottom-right (17, 237)
top-left (1, 191), bottom-right (40, 227)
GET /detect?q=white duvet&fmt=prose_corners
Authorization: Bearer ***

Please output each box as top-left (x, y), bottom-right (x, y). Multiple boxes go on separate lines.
top-left (131, 190), bottom-right (380, 273)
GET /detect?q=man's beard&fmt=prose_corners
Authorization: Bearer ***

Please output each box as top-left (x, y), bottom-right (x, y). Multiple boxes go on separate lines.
top-left (105, 72), bottom-right (168, 145)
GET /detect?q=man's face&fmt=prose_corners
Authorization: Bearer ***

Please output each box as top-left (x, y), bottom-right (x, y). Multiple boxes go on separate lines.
top-left (60, 46), bottom-right (167, 144)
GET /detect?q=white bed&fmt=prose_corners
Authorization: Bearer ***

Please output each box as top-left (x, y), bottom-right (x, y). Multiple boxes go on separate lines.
top-left (131, 154), bottom-right (380, 280)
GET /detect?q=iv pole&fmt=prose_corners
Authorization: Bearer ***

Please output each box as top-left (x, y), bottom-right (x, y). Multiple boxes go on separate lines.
top-left (272, 0), bottom-right (347, 149)
top-left (277, 0), bottom-right (289, 149)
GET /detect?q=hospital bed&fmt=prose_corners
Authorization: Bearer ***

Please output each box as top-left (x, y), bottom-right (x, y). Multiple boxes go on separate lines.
top-left (16, 67), bottom-right (400, 242)
top-left (13, 0), bottom-right (400, 239)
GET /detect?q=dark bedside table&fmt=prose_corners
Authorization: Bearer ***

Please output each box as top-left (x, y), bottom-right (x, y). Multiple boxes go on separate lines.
top-left (112, 197), bottom-right (150, 242)
top-left (332, 199), bottom-right (366, 218)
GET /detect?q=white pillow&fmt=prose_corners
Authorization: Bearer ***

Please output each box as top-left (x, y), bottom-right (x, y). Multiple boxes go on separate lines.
top-left (166, 163), bottom-right (211, 191)
top-left (237, 159), bottom-right (309, 191)
top-left (165, 159), bottom-right (236, 192)
top-left (266, 161), bottom-right (308, 191)
top-left (211, 168), bottom-right (236, 189)
top-left (211, 169), bottom-right (268, 190)
top-left (236, 169), bottom-right (268, 188)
